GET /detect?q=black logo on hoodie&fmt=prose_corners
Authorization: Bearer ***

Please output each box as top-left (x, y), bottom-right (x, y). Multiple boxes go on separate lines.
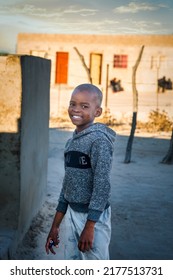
top-left (65, 151), bottom-right (91, 169)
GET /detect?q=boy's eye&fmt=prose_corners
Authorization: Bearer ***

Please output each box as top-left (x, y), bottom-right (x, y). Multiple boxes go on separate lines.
top-left (69, 103), bottom-right (89, 109)
top-left (81, 105), bottom-right (89, 109)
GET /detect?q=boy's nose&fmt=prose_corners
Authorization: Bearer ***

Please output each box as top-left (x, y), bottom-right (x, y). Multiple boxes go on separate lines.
top-left (72, 106), bottom-right (80, 112)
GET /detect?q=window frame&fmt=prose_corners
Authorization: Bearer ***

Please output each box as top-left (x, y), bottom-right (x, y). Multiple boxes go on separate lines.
top-left (113, 54), bottom-right (128, 68)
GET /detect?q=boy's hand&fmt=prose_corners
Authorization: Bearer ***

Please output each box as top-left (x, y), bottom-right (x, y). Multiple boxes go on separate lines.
top-left (78, 220), bottom-right (95, 252)
top-left (45, 211), bottom-right (65, 255)
top-left (45, 227), bottom-right (59, 255)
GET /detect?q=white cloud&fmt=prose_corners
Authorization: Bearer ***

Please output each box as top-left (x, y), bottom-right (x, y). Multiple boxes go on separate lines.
top-left (119, 17), bottom-right (165, 34)
top-left (0, 3), bottom-right (97, 18)
top-left (0, 4), bottom-right (60, 18)
top-left (158, 4), bottom-right (169, 9)
top-left (114, 2), bottom-right (159, 14)
top-left (63, 6), bottom-right (97, 16)
top-left (153, 22), bottom-right (162, 26)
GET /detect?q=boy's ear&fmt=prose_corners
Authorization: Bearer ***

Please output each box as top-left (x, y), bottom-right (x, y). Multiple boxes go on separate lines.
top-left (95, 107), bottom-right (102, 117)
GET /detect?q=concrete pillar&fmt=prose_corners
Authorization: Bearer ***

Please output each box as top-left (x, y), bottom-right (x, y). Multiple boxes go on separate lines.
top-left (0, 55), bottom-right (51, 259)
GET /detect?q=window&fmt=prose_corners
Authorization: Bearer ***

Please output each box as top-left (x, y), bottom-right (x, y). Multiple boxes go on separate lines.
top-left (113, 55), bottom-right (128, 68)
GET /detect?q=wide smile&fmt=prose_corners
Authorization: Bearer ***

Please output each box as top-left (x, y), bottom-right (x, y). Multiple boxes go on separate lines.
top-left (71, 115), bottom-right (82, 120)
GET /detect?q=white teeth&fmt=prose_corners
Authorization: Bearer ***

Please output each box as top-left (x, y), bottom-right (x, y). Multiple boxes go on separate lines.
top-left (72, 116), bottom-right (81, 119)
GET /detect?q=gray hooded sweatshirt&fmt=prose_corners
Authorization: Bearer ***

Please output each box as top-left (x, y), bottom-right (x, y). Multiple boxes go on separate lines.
top-left (56, 123), bottom-right (116, 222)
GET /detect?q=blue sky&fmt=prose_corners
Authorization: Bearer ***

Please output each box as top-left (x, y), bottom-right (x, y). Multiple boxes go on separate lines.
top-left (0, 0), bottom-right (173, 53)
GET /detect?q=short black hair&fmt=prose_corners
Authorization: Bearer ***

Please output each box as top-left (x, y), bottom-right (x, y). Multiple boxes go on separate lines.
top-left (72, 83), bottom-right (103, 106)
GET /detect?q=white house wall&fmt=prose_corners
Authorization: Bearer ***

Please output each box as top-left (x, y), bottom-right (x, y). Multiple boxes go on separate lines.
top-left (17, 34), bottom-right (173, 119)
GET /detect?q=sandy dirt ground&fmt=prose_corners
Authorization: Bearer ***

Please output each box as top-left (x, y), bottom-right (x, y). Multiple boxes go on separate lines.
top-left (13, 127), bottom-right (173, 260)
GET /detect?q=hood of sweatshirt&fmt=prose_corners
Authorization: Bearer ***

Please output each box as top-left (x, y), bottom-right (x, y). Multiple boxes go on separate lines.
top-left (72, 122), bottom-right (116, 144)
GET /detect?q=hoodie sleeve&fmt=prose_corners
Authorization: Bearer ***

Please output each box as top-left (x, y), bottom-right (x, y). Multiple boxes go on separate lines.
top-left (88, 137), bottom-right (114, 221)
top-left (56, 141), bottom-right (71, 213)
top-left (56, 188), bottom-right (69, 214)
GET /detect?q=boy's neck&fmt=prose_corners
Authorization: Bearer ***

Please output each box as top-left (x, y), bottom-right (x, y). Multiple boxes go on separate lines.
top-left (75, 122), bottom-right (94, 133)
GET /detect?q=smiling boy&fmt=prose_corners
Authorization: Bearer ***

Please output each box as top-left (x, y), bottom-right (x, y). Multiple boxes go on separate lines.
top-left (45, 83), bottom-right (116, 259)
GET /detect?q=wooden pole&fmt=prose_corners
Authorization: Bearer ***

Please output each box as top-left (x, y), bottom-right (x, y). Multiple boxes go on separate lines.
top-left (105, 64), bottom-right (109, 111)
top-left (124, 45), bottom-right (145, 163)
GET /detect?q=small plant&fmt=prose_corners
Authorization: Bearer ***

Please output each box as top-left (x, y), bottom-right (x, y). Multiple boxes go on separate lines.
top-left (137, 110), bottom-right (173, 132)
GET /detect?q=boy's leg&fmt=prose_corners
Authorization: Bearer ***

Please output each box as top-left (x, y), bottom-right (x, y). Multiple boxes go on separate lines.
top-left (82, 207), bottom-right (111, 260)
top-left (64, 206), bottom-right (111, 260)
top-left (64, 207), bottom-right (81, 260)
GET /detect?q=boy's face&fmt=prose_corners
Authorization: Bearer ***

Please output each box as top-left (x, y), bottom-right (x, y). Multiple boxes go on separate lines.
top-left (68, 90), bottom-right (102, 132)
